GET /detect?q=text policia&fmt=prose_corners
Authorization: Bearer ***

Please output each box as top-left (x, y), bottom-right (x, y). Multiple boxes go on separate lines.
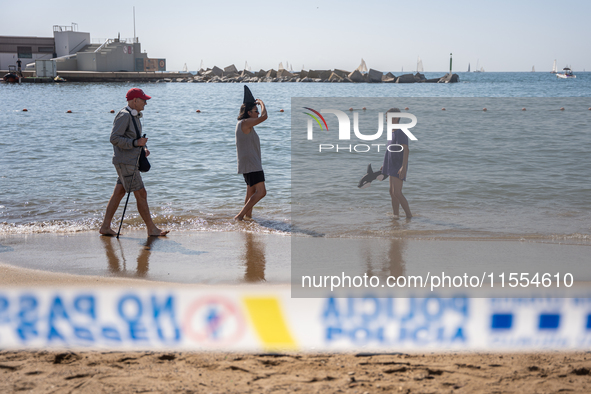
top-left (306, 110), bottom-right (418, 153)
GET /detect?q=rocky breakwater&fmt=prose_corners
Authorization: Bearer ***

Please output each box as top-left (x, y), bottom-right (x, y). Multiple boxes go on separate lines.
top-left (163, 64), bottom-right (460, 83)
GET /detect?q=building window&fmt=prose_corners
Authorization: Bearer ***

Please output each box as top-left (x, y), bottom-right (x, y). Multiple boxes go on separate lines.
top-left (17, 46), bottom-right (32, 58)
top-left (38, 47), bottom-right (54, 53)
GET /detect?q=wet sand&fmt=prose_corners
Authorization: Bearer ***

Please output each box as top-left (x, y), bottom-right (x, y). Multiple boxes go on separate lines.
top-left (0, 231), bottom-right (291, 284)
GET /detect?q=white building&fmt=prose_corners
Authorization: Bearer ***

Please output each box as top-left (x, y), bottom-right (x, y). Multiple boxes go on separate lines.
top-left (1, 24), bottom-right (165, 72)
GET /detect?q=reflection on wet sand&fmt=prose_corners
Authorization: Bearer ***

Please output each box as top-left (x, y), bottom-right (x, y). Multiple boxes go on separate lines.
top-left (101, 236), bottom-right (160, 278)
top-left (242, 232), bottom-right (266, 282)
top-left (384, 237), bottom-right (406, 279)
top-left (360, 237), bottom-right (406, 281)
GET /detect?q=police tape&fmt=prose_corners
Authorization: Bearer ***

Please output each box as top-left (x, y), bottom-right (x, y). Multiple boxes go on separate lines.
top-left (1, 287), bottom-right (591, 351)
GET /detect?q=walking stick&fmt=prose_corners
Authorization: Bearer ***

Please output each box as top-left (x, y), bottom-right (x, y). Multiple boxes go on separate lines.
top-left (116, 134), bottom-right (145, 239)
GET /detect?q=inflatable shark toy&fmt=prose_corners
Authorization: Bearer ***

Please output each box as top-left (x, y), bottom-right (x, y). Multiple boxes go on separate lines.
top-left (358, 164), bottom-right (388, 188)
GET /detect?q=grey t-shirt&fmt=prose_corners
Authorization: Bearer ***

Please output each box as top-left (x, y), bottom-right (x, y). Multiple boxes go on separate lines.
top-left (235, 119), bottom-right (262, 174)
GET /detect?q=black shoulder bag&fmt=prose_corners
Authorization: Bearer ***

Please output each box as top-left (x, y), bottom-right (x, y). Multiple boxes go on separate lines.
top-left (130, 115), bottom-right (151, 173)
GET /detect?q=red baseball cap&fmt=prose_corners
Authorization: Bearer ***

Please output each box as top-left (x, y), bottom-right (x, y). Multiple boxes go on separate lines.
top-left (126, 88), bottom-right (151, 101)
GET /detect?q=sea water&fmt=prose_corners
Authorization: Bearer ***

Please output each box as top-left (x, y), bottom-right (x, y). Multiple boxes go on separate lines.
top-left (1, 72), bottom-right (590, 243)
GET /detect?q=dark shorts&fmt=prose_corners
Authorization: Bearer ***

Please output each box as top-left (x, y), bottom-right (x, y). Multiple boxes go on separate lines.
top-left (243, 170), bottom-right (265, 187)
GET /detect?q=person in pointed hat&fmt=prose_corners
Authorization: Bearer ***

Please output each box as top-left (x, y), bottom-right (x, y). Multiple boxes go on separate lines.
top-left (234, 86), bottom-right (268, 220)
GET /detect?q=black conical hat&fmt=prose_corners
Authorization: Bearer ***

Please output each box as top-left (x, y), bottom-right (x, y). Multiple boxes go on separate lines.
top-left (243, 85), bottom-right (256, 105)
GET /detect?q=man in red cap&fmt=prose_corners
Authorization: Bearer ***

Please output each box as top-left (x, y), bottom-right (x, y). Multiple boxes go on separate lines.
top-left (99, 88), bottom-right (169, 236)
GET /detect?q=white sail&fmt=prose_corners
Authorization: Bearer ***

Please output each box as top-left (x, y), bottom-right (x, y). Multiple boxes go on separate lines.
top-left (532, 66), bottom-right (535, 72)
top-left (467, 63), bottom-right (470, 72)
top-left (182, 63), bottom-right (188, 72)
top-left (551, 59), bottom-right (557, 73)
top-left (356, 58), bottom-right (368, 73)
top-left (199, 60), bottom-right (204, 71)
top-left (278, 62), bottom-right (284, 70)
top-left (416, 56), bottom-right (424, 73)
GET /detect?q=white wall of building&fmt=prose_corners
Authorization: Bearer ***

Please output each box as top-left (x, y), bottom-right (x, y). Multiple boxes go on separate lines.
top-left (53, 31), bottom-right (90, 57)
top-left (77, 42), bottom-right (137, 72)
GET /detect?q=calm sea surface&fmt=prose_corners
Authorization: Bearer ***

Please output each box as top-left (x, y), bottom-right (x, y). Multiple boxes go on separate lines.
top-left (1, 72), bottom-right (590, 242)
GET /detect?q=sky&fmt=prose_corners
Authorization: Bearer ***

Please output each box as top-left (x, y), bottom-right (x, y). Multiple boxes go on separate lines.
top-left (2, 0), bottom-right (589, 72)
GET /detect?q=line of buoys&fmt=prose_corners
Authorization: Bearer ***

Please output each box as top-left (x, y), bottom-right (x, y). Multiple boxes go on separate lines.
top-left (14, 106), bottom-right (589, 114)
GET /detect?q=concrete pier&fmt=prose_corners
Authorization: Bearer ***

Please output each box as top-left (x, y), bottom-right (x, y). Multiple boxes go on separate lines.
top-left (1, 70), bottom-right (193, 82)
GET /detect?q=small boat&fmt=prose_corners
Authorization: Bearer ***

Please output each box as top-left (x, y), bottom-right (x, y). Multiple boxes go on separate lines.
top-left (531, 66), bottom-right (535, 72)
top-left (54, 76), bottom-right (67, 83)
top-left (416, 56), bottom-right (424, 73)
top-left (467, 63), bottom-right (470, 72)
top-left (2, 72), bottom-right (20, 83)
top-left (556, 67), bottom-right (576, 79)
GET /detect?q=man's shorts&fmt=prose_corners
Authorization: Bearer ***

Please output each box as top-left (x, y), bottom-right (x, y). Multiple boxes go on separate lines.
top-left (115, 163), bottom-right (144, 193)
top-left (243, 170), bottom-right (265, 187)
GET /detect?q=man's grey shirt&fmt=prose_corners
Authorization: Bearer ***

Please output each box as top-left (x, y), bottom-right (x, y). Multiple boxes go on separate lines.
top-left (110, 107), bottom-right (142, 165)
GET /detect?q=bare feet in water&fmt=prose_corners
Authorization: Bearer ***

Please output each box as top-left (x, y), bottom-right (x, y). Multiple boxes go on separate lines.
top-left (99, 227), bottom-right (117, 236)
top-left (148, 227), bottom-right (170, 237)
top-left (234, 215), bottom-right (252, 221)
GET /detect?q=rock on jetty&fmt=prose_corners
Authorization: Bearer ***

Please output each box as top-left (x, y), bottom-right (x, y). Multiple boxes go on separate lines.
top-left (176, 64), bottom-right (459, 83)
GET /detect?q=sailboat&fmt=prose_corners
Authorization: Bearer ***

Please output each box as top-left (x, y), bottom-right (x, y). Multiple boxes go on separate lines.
top-left (473, 59), bottom-right (484, 72)
top-left (531, 66), bottom-right (535, 72)
top-left (199, 60), bottom-right (204, 71)
top-left (551, 59), bottom-right (557, 74)
top-left (416, 56), bottom-right (424, 73)
top-left (182, 63), bottom-right (188, 72)
top-left (356, 58), bottom-right (368, 74)
top-left (244, 61), bottom-right (251, 71)
top-left (278, 62), bottom-right (284, 70)
top-left (467, 63), bottom-right (470, 72)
